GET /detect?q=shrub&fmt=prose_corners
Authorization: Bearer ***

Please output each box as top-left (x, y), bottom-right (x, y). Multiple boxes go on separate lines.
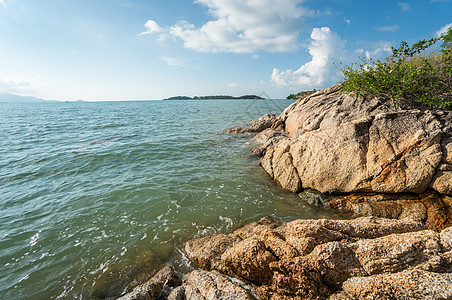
top-left (340, 32), bottom-right (452, 110)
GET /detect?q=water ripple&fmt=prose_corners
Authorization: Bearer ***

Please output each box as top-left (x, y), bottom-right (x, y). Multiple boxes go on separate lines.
top-left (0, 100), bottom-right (348, 299)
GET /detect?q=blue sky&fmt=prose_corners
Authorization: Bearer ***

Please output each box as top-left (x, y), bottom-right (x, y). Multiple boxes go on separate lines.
top-left (0, 0), bottom-right (451, 100)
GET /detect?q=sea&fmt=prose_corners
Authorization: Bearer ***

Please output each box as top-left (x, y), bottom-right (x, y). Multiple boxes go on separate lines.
top-left (0, 99), bottom-right (346, 299)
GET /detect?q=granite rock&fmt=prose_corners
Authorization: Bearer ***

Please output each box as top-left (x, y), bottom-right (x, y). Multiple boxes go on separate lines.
top-left (185, 216), bottom-right (452, 299)
top-left (167, 270), bottom-right (257, 300)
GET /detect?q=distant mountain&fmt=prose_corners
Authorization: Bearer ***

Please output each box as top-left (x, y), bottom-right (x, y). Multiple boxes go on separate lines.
top-left (164, 95), bottom-right (265, 100)
top-left (0, 92), bottom-right (58, 103)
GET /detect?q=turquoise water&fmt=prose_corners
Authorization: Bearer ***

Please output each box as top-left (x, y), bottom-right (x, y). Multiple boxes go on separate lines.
top-left (0, 99), bottom-right (346, 299)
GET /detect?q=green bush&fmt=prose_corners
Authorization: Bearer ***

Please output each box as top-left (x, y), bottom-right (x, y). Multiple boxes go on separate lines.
top-left (340, 30), bottom-right (452, 110)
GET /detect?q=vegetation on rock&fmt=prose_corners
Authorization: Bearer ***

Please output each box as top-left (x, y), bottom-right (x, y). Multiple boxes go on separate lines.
top-left (340, 28), bottom-right (452, 110)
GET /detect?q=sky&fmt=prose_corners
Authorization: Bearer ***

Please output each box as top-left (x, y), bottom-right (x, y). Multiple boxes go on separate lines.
top-left (0, 0), bottom-right (451, 101)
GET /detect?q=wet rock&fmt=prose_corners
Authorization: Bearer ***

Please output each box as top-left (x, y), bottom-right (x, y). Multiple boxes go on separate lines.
top-left (117, 265), bottom-right (180, 300)
top-left (90, 250), bottom-right (162, 300)
top-left (185, 234), bottom-right (242, 271)
top-left (167, 270), bottom-right (257, 300)
top-left (225, 114), bottom-right (282, 133)
top-left (251, 147), bottom-right (266, 157)
top-left (271, 140), bottom-right (302, 193)
top-left (224, 126), bottom-right (252, 134)
top-left (252, 128), bottom-right (286, 145)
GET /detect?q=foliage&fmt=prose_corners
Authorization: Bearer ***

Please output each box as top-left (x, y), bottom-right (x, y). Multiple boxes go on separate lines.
top-left (442, 27), bottom-right (452, 49)
top-left (340, 33), bottom-right (452, 110)
top-left (286, 89), bottom-right (317, 100)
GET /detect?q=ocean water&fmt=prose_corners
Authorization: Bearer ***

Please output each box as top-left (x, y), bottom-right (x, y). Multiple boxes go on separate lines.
top-left (0, 99), bottom-right (347, 299)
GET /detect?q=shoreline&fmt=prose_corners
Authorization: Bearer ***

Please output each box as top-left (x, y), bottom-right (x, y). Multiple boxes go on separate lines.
top-left (117, 84), bottom-right (452, 299)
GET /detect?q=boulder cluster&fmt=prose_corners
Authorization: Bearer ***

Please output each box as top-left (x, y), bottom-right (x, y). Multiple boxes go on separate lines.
top-left (120, 217), bottom-right (452, 300)
top-left (119, 85), bottom-right (452, 299)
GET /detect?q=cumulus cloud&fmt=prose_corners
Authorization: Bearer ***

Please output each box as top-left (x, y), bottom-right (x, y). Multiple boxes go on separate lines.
top-left (139, 20), bottom-right (162, 35)
top-left (140, 0), bottom-right (310, 53)
top-left (436, 23), bottom-right (452, 37)
top-left (271, 27), bottom-right (344, 88)
top-left (228, 82), bottom-right (238, 88)
top-left (375, 25), bottom-right (400, 32)
top-left (0, 0), bottom-right (5, 7)
top-left (398, 2), bottom-right (411, 12)
top-left (345, 18), bottom-right (351, 25)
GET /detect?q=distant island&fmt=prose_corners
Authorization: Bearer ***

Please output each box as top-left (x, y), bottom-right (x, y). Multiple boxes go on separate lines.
top-left (286, 89), bottom-right (317, 100)
top-left (164, 95), bottom-right (265, 100)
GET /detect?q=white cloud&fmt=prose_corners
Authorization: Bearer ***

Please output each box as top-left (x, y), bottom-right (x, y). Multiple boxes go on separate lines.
top-left (398, 2), bottom-right (411, 12)
top-left (0, 0), bottom-right (5, 7)
top-left (0, 74), bottom-right (47, 95)
top-left (436, 23), bottom-right (452, 37)
top-left (139, 20), bottom-right (162, 35)
top-left (355, 48), bottom-right (364, 55)
top-left (375, 25), bottom-right (400, 32)
top-left (228, 82), bottom-right (238, 88)
top-left (429, 0), bottom-right (451, 3)
top-left (345, 18), bottom-right (351, 25)
top-left (141, 0), bottom-right (310, 53)
top-left (271, 27), bottom-right (344, 88)
top-left (364, 41), bottom-right (392, 59)
top-left (160, 56), bottom-right (186, 67)
top-left (252, 54), bottom-right (259, 59)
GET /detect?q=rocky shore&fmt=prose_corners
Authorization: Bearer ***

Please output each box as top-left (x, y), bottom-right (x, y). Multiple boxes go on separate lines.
top-left (119, 84), bottom-right (452, 299)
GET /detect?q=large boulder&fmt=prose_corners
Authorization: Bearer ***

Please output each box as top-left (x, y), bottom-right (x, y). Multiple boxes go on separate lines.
top-left (281, 84), bottom-right (391, 137)
top-left (258, 85), bottom-right (451, 196)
